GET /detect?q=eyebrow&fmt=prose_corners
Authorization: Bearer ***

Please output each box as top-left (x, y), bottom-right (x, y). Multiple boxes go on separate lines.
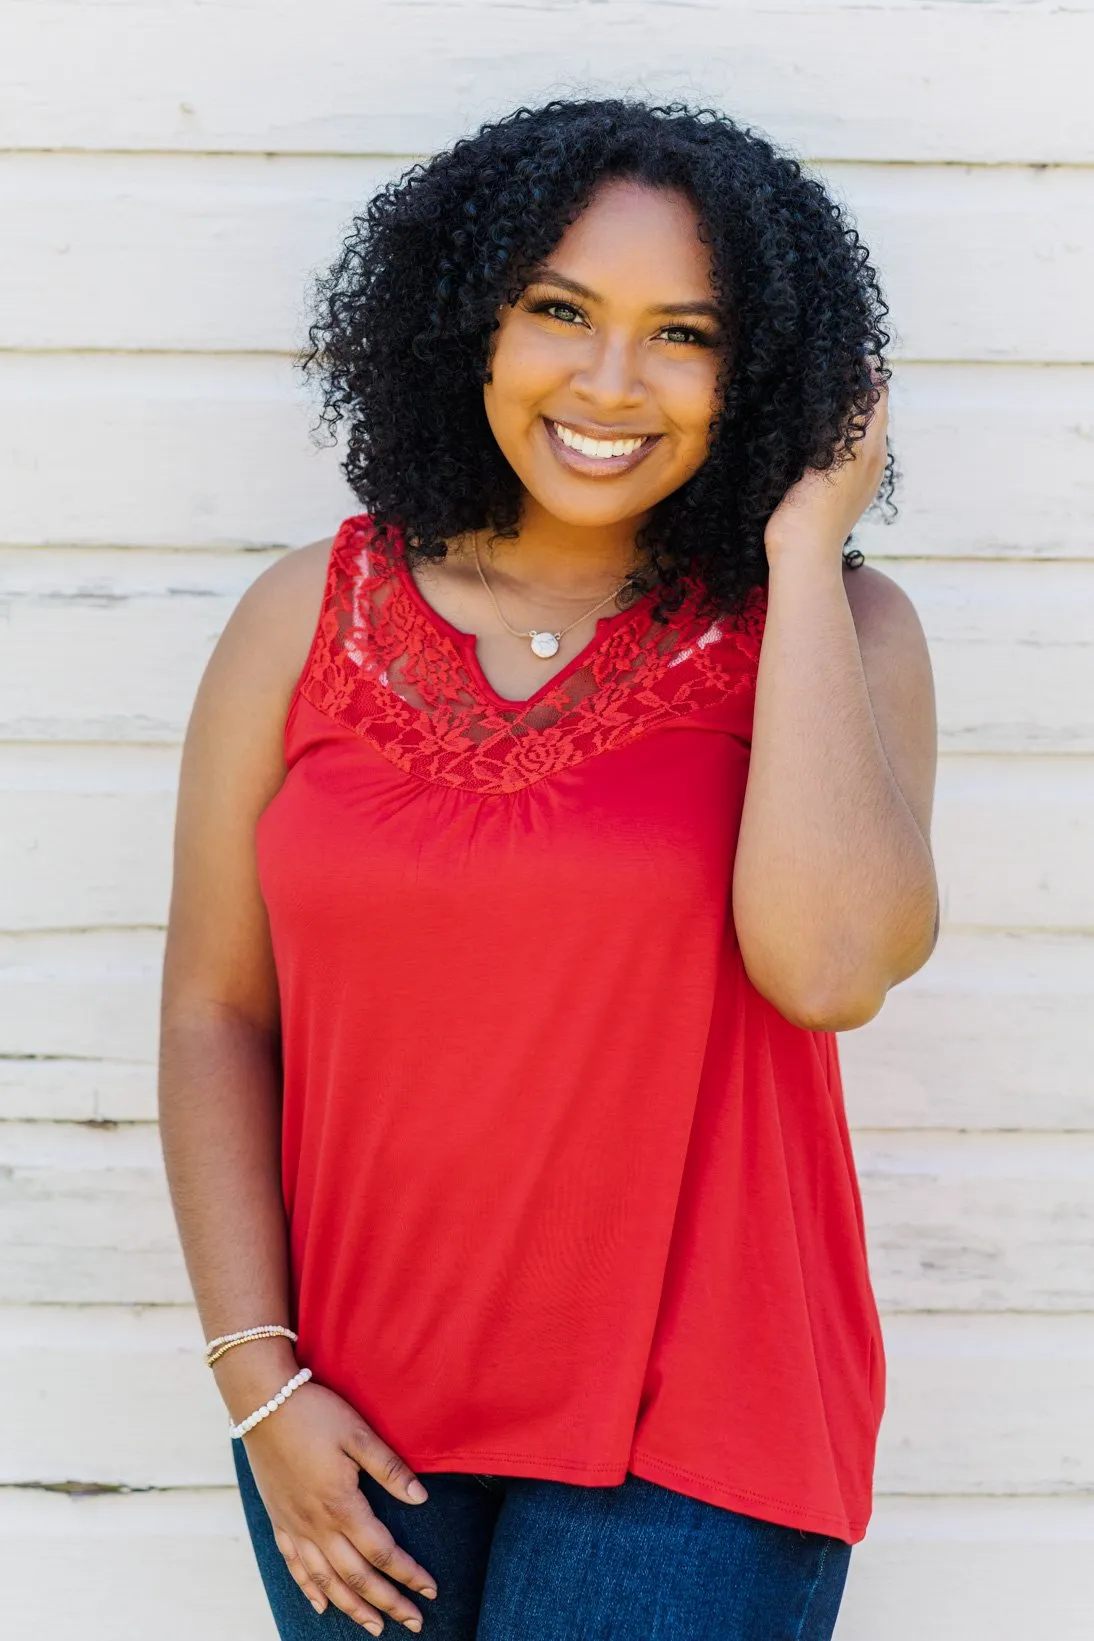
top-left (526, 267), bottom-right (723, 323)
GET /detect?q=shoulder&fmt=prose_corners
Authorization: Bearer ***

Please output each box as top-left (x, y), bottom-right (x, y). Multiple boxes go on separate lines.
top-left (842, 561), bottom-right (925, 649)
top-left (215, 535), bottom-right (335, 693)
top-left (184, 534), bottom-right (337, 760)
top-left (842, 561), bottom-right (932, 686)
top-left (234, 535), bottom-right (335, 642)
top-left (842, 561), bottom-right (937, 834)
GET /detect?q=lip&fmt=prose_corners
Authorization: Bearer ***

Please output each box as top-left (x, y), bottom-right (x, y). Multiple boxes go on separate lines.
top-left (541, 416), bottom-right (662, 477)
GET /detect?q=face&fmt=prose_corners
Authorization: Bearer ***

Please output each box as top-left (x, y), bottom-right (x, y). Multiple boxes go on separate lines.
top-left (482, 178), bottom-right (727, 534)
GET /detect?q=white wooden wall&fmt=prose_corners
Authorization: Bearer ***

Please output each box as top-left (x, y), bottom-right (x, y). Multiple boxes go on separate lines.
top-left (2, 3), bottom-right (1092, 1636)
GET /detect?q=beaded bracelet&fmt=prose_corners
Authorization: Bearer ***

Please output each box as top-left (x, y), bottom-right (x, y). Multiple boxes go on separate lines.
top-left (229, 1367), bottom-right (312, 1439)
top-left (204, 1325), bottom-right (298, 1368)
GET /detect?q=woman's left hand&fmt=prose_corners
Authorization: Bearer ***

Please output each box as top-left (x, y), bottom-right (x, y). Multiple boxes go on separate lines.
top-left (764, 381), bottom-right (889, 568)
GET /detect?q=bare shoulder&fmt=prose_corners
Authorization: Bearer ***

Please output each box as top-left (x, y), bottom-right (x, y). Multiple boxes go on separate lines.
top-left (842, 562), bottom-right (935, 704)
top-left (181, 535), bottom-right (335, 769)
top-left (842, 562), bottom-right (927, 655)
top-left (842, 561), bottom-right (938, 835)
top-left (231, 536), bottom-right (333, 664)
top-left (206, 536), bottom-right (334, 701)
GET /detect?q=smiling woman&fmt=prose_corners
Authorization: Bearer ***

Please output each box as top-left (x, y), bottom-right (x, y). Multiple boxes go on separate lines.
top-left (159, 97), bottom-right (938, 1641)
top-left (486, 186), bottom-right (723, 517)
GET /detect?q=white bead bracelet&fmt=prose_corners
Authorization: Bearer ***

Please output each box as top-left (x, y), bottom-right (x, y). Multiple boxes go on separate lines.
top-left (228, 1367), bottom-right (312, 1439)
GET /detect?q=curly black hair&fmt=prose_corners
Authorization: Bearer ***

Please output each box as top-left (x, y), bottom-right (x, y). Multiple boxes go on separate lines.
top-left (302, 97), bottom-right (892, 622)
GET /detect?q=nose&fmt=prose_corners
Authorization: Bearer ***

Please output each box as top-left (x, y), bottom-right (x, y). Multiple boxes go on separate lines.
top-left (570, 332), bottom-right (647, 413)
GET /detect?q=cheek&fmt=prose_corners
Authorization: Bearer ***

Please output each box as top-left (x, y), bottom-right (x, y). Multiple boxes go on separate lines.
top-left (489, 326), bottom-right (571, 406)
top-left (657, 360), bottom-right (721, 452)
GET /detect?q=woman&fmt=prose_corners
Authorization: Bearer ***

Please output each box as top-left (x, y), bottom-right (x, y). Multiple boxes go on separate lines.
top-left (160, 98), bottom-right (938, 1640)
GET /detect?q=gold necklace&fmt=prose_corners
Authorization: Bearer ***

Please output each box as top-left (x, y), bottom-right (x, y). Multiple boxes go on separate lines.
top-left (472, 539), bottom-right (633, 659)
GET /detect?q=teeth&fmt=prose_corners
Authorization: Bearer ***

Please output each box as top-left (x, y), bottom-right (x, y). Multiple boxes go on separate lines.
top-left (551, 422), bottom-right (647, 459)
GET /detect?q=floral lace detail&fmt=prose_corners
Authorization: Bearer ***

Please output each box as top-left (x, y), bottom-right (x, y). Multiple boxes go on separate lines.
top-left (299, 515), bottom-right (767, 795)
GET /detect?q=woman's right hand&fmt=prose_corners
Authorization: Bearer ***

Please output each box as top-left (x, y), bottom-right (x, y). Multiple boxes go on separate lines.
top-left (222, 1351), bottom-right (438, 1634)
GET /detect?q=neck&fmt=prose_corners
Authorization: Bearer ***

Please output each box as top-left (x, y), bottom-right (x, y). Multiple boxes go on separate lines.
top-left (459, 498), bottom-right (651, 602)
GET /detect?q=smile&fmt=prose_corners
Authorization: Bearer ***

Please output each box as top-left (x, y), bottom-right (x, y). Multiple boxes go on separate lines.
top-left (543, 417), bottom-right (662, 475)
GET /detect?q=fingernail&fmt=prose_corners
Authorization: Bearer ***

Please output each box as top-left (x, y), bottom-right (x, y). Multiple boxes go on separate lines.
top-left (310, 1598), bottom-right (325, 1613)
top-left (420, 1587), bottom-right (437, 1600)
top-left (406, 1479), bottom-right (428, 1503)
top-left (404, 1622), bottom-right (422, 1634)
top-left (364, 1626), bottom-right (383, 1637)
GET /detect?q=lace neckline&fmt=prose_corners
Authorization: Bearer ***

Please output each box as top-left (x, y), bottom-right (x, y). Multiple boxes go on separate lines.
top-left (298, 515), bottom-right (765, 795)
top-left (390, 534), bottom-right (664, 711)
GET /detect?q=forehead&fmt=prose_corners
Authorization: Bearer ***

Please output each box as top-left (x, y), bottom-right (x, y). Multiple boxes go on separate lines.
top-left (546, 179), bottom-right (714, 299)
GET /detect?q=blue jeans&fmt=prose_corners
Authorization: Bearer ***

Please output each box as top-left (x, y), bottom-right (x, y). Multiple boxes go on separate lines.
top-left (234, 1441), bottom-right (851, 1639)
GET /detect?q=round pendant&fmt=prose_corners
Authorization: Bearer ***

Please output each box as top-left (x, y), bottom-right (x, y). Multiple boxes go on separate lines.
top-left (529, 631), bottom-right (561, 659)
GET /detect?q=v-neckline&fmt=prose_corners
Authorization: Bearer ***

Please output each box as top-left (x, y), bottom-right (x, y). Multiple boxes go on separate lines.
top-left (390, 535), bottom-right (661, 711)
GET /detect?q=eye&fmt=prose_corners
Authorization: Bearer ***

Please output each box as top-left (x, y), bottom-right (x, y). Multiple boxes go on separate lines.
top-left (527, 298), bottom-right (587, 327)
top-left (658, 324), bottom-right (717, 348)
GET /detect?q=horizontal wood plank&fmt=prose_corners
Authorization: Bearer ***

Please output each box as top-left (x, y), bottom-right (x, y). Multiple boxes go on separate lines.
top-left (3, 929), bottom-right (1091, 1131)
top-left (3, 747), bottom-right (1092, 933)
top-left (3, 548), bottom-right (1091, 753)
top-left (0, 1060), bottom-right (156, 1122)
top-left (3, 2), bottom-right (1093, 164)
top-left (840, 932), bottom-right (1094, 1133)
top-left (0, 745), bottom-right (178, 932)
top-left (0, 353), bottom-right (354, 552)
top-left (2, 356), bottom-right (1090, 559)
top-left (838, 1496), bottom-right (1094, 1641)
top-left (0, 930), bottom-right (162, 1061)
top-left (3, 1123), bottom-right (1093, 1310)
top-left (0, 1488), bottom-right (275, 1641)
top-left (875, 1313), bottom-right (1094, 1495)
top-left (5, 1305), bottom-right (1094, 1496)
top-left (857, 1132), bottom-right (1094, 1313)
top-left (0, 1123), bottom-right (188, 1304)
top-left (930, 756), bottom-right (1094, 932)
top-left (4, 153), bottom-right (1094, 359)
top-left (0, 549), bottom-right (281, 745)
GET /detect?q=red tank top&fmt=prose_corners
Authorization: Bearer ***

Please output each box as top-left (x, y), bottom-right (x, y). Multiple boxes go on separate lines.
top-left (256, 514), bottom-right (886, 1543)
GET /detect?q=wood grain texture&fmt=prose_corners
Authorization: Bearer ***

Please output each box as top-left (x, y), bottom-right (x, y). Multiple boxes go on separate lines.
top-left (838, 1497), bottom-right (1094, 1641)
top-left (4, 153), bottom-right (1094, 359)
top-left (0, 1489), bottom-right (275, 1641)
top-left (3, 548), bottom-right (1091, 752)
top-left (931, 756), bottom-right (1094, 932)
top-left (0, 930), bottom-right (162, 1062)
top-left (840, 932), bottom-right (1094, 1133)
top-left (4, 746), bottom-right (1092, 933)
top-left (2, 356), bottom-right (1091, 558)
top-left (6, 1305), bottom-right (1094, 1496)
top-left (3, 1), bottom-right (1093, 163)
top-left (857, 1132), bottom-right (1094, 1313)
top-left (4, 1122), bottom-right (1094, 1311)
top-left (0, 353), bottom-right (354, 552)
top-left (0, 1123), bottom-right (188, 1305)
top-left (0, 746), bottom-right (178, 932)
top-left (0, 1060), bottom-right (156, 1122)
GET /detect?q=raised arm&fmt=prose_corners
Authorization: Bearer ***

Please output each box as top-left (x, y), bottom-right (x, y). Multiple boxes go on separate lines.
top-left (732, 386), bottom-right (940, 1031)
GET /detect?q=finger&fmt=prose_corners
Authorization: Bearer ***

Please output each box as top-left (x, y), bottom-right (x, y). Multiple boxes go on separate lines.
top-left (329, 1532), bottom-right (425, 1632)
top-left (338, 1493), bottom-right (439, 1603)
top-left (296, 1537), bottom-right (389, 1635)
top-left (273, 1527), bottom-right (329, 1615)
top-left (345, 1424), bottom-right (431, 1508)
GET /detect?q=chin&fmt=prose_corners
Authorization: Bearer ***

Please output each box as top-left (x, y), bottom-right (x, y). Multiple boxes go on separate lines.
top-left (524, 475), bottom-right (662, 528)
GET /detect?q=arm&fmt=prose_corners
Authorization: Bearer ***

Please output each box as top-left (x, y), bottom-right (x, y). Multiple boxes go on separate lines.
top-left (732, 386), bottom-right (939, 1031)
top-left (159, 540), bottom-right (437, 1632)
